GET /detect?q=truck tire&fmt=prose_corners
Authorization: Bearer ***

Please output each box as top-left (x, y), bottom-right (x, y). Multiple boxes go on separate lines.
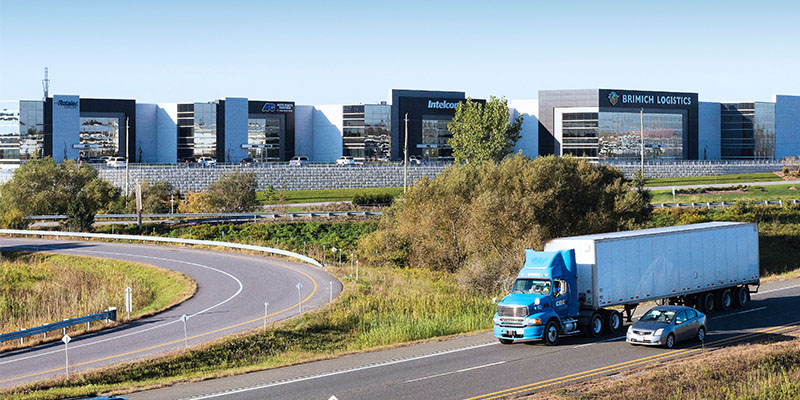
top-left (499, 338), bottom-right (514, 345)
top-left (543, 321), bottom-right (560, 346)
top-left (718, 289), bottom-right (733, 311)
top-left (734, 286), bottom-right (750, 308)
top-left (699, 292), bottom-right (715, 314)
top-left (584, 312), bottom-right (604, 337)
top-left (605, 310), bottom-right (623, 333)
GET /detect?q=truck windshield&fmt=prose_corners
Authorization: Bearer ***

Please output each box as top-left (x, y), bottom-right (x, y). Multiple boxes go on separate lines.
top-left (510, 279), bottom-right (551, 295)
top-left (639, 309), bottom-right (676, 324)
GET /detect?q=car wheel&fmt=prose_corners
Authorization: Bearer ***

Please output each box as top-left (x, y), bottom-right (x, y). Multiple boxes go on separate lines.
top-left (605, 310), bottom-right (623, 334)
top-left (734, 286), bottom-right (750, 308)
top-left (700, 292), bottom-right (715, 313)
top-left (697, 326), bottom-right (706, 342)
top-left (665, 333), bottom-right (676, 349)
top-left (718, 289), bottom-right (732, 311)
top-left (543, 321), bottom-right (560, 346)
top-left (499, 338), bottom-right (513, 345)
top-left (584, 312), bottom-right (604, 337)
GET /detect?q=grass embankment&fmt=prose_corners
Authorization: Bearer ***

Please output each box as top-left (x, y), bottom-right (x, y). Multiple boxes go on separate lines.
top-left (0, 252), bottom-right (196, 351)
top-left (533, 330), bottom-right (800, 400)
top-left (3, 265), bottom-right (494, 400)
top-left (257, 187), bottom-right (403, 204)
top-left (650, 184), bottom-right (800, 204)
top-left (645, 172), bottom-right (785, 187)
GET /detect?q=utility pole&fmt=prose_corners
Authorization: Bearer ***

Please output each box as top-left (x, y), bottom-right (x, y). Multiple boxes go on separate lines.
top-left (404, 113), bottom-right (409, 193)
top-left (640, 108), bottom-right (644, 178)
top-left (125, 117), bottom-right (130, 198)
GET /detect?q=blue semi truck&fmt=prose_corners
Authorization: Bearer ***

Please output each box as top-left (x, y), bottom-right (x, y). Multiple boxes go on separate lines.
top-left (493, 222), bottom-right (760, 345)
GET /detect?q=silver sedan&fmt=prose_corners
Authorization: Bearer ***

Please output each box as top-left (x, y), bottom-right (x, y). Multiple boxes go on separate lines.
top-left (626, 305), bottom-right (707, 348)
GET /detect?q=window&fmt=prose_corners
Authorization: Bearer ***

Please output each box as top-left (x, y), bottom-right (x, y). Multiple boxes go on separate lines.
top-left (674, 311), bottom-right (687, 324)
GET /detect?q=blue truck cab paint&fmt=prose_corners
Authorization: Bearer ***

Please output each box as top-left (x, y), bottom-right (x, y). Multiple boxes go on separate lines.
top-left (493, 249), bottom-right (578, 344)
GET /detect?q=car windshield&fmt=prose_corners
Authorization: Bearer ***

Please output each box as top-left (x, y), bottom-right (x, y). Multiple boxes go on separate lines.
top-left (510, 279), bottom-right (550, 295)
top-left (639, 309), bottom-right (676, 324)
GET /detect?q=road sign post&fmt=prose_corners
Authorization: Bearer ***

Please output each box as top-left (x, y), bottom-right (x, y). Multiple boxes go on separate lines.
top-left (125, 287), bottom-right (132, 320)
top-left (264, 302), bottom-right (269, 332)
top-left (296, 283), bottom-right (303, 314)
top-left (180, 314), bottom-right (188, 349)
top-left (62, 334), bottom-right (71, 378)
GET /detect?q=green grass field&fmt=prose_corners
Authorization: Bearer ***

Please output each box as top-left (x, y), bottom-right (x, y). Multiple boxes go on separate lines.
top-left (645, 172), bottom-right (785, 187)
top-left (258, 187), bottom-right (404, 204)
top-left (650, 184), bottom-right (800, 203)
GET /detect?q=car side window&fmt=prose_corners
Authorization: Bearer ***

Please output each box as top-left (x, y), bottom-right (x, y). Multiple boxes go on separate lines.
top-left (687, 309), bottom-right (697, 320)
top-left (674, 311), bottom-right (687, 325)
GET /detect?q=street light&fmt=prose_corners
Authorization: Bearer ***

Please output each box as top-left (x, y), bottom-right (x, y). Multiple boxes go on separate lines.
top-left (404, 113), bottom-right (409, 193)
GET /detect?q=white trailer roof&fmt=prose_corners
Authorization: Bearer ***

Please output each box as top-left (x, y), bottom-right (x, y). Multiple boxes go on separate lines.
top-left (547, 222), bottom-right (753, 243)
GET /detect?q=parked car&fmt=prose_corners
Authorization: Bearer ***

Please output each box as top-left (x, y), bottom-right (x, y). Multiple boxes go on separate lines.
top-left (336, 156), bottom-right (355, 166)
top-left (197, 157), bottom-right (216, 167)
top-left (289, 156), bottom-right (309, 166)
top-left (105, 157), bottom-right (126, 168)
top-left (626, 305), bottom-right (707, 348)
top-left (240, 157), bottom-right (255, 166)
top-left (408, 155), bottom-right (423, 165)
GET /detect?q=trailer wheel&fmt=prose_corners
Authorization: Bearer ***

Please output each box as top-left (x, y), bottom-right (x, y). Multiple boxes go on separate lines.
top-left (734, 286), bottom-right (750, 308)
top-left (700, 292), bottom-right (715, 313)
top-left (543, 321), bottom-right (560, 346)
top-left (718, 289), bottom-right (732, 311)
top-left (605, 310), bottom-right (623, 333)
top-left (585, 312), bottom-right (604, 337)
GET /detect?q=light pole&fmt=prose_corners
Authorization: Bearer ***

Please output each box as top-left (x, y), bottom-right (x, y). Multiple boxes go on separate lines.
top-left (404, 113), bottom-right (409, 193)
top-left (640, 108), bottom-right (644, 178)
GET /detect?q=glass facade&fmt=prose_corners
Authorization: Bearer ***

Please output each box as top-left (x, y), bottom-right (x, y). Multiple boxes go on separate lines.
top-left (421, 116), bottom-right (453, 160)
top-left (561, 112), bottom-right (599, 158)
top-left (0, 103), bottom-right (20, 161)
top-left (342, 104), bottom-right (390, 160)
top-left (247, 117), bottom-right (280, 161)
top-left (598, 112), bottom-right (684, 160)
top-left (177, 102), bottom-right (217, 160)
top-left (721, 102), bottom-right (775, 159)
top-left (79, 116), bottom-right (119, 157)
top-left (18, 100), bottom-right (44, 160)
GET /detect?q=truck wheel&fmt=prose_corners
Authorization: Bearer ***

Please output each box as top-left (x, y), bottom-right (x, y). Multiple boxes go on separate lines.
top-left (585, 312), bottom-right (604, 337)
top-left (718, 289), bottom-right (732, 311)
top-left (664, 333), bottom-right (676, 349)
top-left (543, 321), bottom-right (560, 346)
top-left (605, 310), bottom-right (622, 333)
top-left (700, 292), bottom-right (715, 313)
top-left (499, 338), bottom-right (514, 345)
top-left (734, 286), bottom-right (750, 308)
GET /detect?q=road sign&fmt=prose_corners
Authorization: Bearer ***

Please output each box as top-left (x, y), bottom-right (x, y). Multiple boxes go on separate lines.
top-left (296, 283), bottom-right (303, 290)
top-left (62, 334), bottom-right (71, 344)
top-left (181, 314), bottom-right (188, 322)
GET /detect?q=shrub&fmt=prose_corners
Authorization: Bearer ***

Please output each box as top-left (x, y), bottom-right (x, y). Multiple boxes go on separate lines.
top-left (0, 208), bottom-right (28, 229)
top-left (352, 193), bottom-right (394, 206)
top-left (207, 172), bottom-right (259, 212)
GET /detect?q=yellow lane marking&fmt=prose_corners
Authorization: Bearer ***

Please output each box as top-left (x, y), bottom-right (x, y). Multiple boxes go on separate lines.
top-left (465, 321), bottom-right (800, 400)
top-left (2, 254), bottom-right (321, 385)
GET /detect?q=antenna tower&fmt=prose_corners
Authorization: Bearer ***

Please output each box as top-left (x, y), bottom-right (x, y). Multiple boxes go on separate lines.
top-left (42, 67), bottom-right (50, 101)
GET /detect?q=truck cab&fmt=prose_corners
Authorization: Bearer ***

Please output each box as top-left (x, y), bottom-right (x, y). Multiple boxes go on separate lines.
top-left (493, 249), bottom-right (579, 345)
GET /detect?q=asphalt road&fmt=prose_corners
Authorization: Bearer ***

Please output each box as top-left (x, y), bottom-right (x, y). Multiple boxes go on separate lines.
top-left (131, 278), bottom-right (800, 400)
top-left (0, 238), bottom-right (340, 388)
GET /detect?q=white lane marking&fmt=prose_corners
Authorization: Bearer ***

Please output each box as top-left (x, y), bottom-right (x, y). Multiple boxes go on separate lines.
top-left (184, 341), bottom-right (499, 399)
top-left (404, 360), bottom-right (506, 383)
top-left (711, 307), bottom-right (767, 320)
top-left (0, 246), bottom-right (244, 366)
top-left (753, 283), bottom-right (800, 296)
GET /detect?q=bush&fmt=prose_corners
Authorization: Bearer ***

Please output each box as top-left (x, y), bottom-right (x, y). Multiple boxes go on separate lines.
top-left (140, 181), bottom-right (176, 214)
top-left (177, 192), bottom-right (214, 214)
top-left (352, 193), bottom-right (394, 206)
top-left (207, 172), bottom-right (259, 212)
top-left (0, 208), bottom-right (28, 229)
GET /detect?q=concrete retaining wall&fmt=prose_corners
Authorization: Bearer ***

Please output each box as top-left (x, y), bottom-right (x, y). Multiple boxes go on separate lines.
top-left (605, 161), bottom-right (789, 179)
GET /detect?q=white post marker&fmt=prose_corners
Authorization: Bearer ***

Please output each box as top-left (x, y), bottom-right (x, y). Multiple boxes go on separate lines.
top-left (180, 314), bottom-right (189, 349)
top-left (125, 286), bottom-right (132, 320)
top-left (296, 283), bottom-right (303, 314)
top-left (62, 334), bottom-right (71, 378)
top-left (264, 302), bottom-right (269, 332)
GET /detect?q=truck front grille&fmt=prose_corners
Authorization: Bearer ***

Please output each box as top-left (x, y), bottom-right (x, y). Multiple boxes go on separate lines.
top-left (497, 305), bottom-right (528, 318)
top-left (499, 317), bottom-right (524, 327)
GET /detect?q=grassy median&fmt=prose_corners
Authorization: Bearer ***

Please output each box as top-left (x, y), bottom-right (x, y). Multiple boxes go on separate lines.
top-left (1, 265), bottom-right (494, 400)
top-left (0, 252), bottom-right (196, 352)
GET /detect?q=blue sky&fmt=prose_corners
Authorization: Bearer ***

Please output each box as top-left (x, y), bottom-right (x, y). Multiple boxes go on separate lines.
top-left (1, 1), bottom-right (798, 104)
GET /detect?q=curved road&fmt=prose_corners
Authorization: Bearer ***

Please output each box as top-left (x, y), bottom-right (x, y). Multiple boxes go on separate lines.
top-left (131, 278), bottom-right (800, 400)
top-left (0, 237), bottom-right (340, 388)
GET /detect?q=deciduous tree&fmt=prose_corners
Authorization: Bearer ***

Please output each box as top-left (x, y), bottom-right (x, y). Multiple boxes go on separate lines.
top-left (447, 96), bottom-right (523, 164)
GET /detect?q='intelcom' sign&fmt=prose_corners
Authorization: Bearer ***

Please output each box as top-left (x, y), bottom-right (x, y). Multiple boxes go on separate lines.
top-left (427, 100), bottom-right (460, 110)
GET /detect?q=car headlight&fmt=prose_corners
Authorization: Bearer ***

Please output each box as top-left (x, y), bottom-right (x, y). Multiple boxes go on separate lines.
top-left (627, 325), bottom-right (633, 333)
top-left (523, 318), bottom-right (542, 326)
top-left (654, 328), bottom-right (663, 336)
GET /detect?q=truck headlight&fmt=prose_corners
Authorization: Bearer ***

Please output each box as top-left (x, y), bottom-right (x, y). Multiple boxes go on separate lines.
top-left (493, 316), bottom-right (500, 325)
top-left (523, 318), bottom-right (542, 326)
top-left (653, 328), bottom-right (663, 337)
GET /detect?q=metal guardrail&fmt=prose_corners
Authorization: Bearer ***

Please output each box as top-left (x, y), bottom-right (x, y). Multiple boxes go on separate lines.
top-left (25, 210), bottom-right (382, 221)
top-left (1, 308), bottom-right (117, 344)
top-left (652, 199), bottom-right (800, 209)
top-left (0, 229), bottom-right (323, 268)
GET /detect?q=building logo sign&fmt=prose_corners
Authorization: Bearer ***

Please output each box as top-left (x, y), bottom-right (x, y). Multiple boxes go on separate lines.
top-left (262, 102), bottom-right (294, 113)
top-left (427, 100), bottom-right (460, 110)
top-left (57, 100), bottom-right (78, 108)
top-left (608, 91), bottom-right (619, 106)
